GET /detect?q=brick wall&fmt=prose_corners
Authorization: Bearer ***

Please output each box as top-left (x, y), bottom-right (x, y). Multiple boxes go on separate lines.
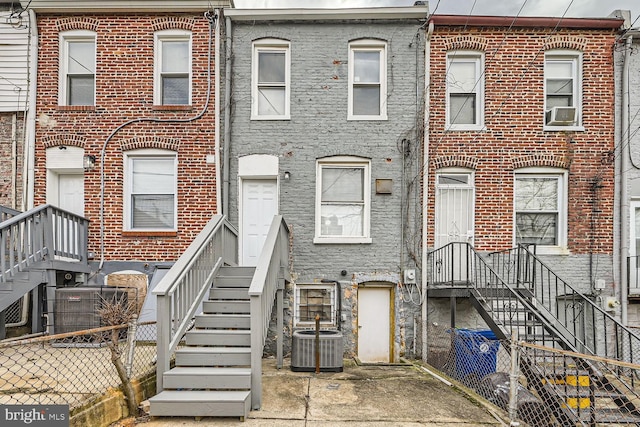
top-left (34, 14), bottom-right (219, 262)
top-left (427, 26), bottom-right (617, 257)
top-left (0, 112), bottom-right (24, 209)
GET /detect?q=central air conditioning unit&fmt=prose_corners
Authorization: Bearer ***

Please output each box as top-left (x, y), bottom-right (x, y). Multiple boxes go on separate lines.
top-left (55, 287), bottom-right (128, 334)
top-left (291, 329), bottom-right (344, 372)
top-left (546, 106), bottom-right (577, 126)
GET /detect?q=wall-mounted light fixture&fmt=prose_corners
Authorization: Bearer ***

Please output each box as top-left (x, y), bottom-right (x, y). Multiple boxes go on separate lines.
top-left (284, 171), bottom-right (290, 181)
top-left (83, 155), bottom-right (96, 171)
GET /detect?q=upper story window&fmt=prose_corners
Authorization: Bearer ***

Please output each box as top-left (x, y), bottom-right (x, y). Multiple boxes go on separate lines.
top-left (315, 156), bottom-right (371, 244)
top-left (124, 150), bottom-right (177, 231)
top-left (348, 40), bottom-right (387, 120)
top-left (155, 30), bottom-right (192, 105)
top-left (252, 39), bottom-right (290, 120)
top-left (60, 31), bottom-right (96, 106)
top-left (446, 51), bottom-right (483, 130)
top-left (514, 168), bottom-right (567, 254)
top-left (544, 50), bottom-right (581, 129)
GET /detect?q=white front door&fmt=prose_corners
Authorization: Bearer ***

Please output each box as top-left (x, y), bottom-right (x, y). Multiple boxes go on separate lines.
top-left (58, 174), bottom-right (84, 216)
top-left (241, 179), bottom-right (278, 266)
top-left (435, 172), bottom-right (474, 249)
top-left (357, 286), bottom-right (391, 363)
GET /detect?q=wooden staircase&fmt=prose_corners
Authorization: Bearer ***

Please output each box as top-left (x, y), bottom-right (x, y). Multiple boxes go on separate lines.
top-left (149, 266), bottom-right (255, 420)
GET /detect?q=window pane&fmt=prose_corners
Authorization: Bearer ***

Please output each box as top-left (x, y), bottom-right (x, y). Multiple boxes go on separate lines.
top-left (162, 76), bottom-right (189, 104)
top-left (298, 288), bottom-right (333, 323)
top-left (132, 159), bottom-right (175, 193)
top-left (547, 79), bottom-right (573, 95)
top-left (515, 177), bottom-right (558, 210)
top-left (320, 204), bottom-right (363, 237)
top-left (546, 96), bottom-right (572, 108)
top-left (450, 93), bottom-right (476, 124)
top-left (68, 41), bottom-right (95, 74)
top-left (68, 76), bottom-right (94, 105)
top-left (354, 51), bottom-right (380, 83)
top-left (546, 61), bottom-right (572, 78)
top-left (258, 52), bottom-right (285, 83)
top-left (132, 194), bottom-right (174, 229)
top-left (162, 41), bottom-right (189, 73)
top-left (258, 87), bottom-right (285, 115)
top-left (516, 213), bottom-right (557, 245)
top-left (353, 86), bottom-right (380, 116)
top-left (438, 174), bottom-right (470, 185)
top-left (322, 168), bottom-right (363, 202)
top-left (448, 61), bottom-right (476, 93)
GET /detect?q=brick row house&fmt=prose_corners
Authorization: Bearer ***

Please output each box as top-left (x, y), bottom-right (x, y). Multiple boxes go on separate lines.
top-left (423, 13), bottom-right (625, 344)
top-left (1, 0), bottom-right (638, 421)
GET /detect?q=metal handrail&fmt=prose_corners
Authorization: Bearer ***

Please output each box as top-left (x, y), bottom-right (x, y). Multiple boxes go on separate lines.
top-left (1, 204), bottom-right (89, 284)
top-left (489, 244), bottom-right (640, 362)
top-left (153, 214), bottom-right (238, 391)
top-left (249, 215), bottom-right (289, 410)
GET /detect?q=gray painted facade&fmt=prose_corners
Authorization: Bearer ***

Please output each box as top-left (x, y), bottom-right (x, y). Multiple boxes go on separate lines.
top-left (225, 8), bottom-right (428, 359)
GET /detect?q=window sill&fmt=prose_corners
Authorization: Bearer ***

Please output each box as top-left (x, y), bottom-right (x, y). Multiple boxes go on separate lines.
top-left (528, 246), bottom-right (570, 256)
top-left (57, 105), bottom-right (96, 112)
top-left (122, 231), bottom-right (177, 238)
top-left (446, 124), bottom-right (485, 132)
top-left (347, 115), bottom-right (388, 121)
top-left (544, 125), bottom-right (585, 132)
top-left (152, 105), bottom-right (192, 111)
top-left (250, 115), bottom-right (291, 121)
top-left (314, 237), bottom-right (372, 244)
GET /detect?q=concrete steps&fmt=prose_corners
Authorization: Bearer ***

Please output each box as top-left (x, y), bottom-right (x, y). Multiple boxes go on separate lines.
top-left (150, 266), bottom-right (255, 420)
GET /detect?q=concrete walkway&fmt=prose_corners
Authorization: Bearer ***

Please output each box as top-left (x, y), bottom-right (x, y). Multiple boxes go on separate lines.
top-left (132, 358), bottom-right (505, 427)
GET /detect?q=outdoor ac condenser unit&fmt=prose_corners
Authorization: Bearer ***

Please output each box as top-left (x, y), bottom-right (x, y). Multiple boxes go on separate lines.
top-left (55, 287), bottom-right (127, 334)
top-left (291, 329), bottom-right (344, 372)
top-left (545, 106), bottom-right (577, 126)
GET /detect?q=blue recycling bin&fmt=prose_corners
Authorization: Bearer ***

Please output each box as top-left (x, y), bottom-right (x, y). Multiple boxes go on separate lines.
top-left (454, 329), bottom-right (499, 379)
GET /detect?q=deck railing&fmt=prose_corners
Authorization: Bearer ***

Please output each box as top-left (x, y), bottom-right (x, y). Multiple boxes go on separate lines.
top-left (1, 204), bottom-right (88, 284)
top-left (153, 214), bottom-right (238, 391)
top-left (249, 215), bottom-right (289, 410)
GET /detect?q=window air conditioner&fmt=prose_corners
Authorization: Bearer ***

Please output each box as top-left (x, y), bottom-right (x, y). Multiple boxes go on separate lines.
top-left (545, 106), bottom-right (577, 126)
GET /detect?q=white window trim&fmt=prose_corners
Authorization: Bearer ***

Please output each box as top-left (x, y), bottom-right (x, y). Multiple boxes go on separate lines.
top-left (154, 30), bottom-right (192, 106)
top-left (251, 39), bottom-right (291, 120)
top-left (294, 283), bottom-right (337, 327)
top-left (513, 167), bottom-right (568, 255)
top-left (314, 156), bottom-right (372, 244)
top-left (123, 149), bottom-right (178, 232)
top-left (59, 30), bottom-right (96, 106)
top-left (544, 50), bottom-right (584, 131)
top-left (445, 51), bottom-right (484, 131)
top-left (348, 40), bottom-right (387, 121)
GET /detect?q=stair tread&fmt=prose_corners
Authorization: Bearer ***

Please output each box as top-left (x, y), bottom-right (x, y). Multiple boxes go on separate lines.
top-left (188, 329), bottom-right (250, 334)
top-left (177, 346), bottom-right (250, 354)
top-left (166, 367), bottom-right (251, 376)
top-left (150, 390), bottom-right (250, 403)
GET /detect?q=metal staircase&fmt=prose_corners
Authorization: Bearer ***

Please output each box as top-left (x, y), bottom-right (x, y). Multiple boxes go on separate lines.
top-left (427, 243), bottom-right (640, 425)
top-left (149, 215), bottom-right (289, 421)
top-left (1, 205), bottom-right (90, 335)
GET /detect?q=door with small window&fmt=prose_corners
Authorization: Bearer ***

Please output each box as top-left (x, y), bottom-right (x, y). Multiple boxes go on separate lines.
top-left (630, 201), bottom-right (640, 296)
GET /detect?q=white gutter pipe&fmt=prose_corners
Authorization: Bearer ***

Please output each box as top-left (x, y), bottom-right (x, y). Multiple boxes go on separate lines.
top-left (620, 34), bottom-right (632, 325)
top-left (214, 9), bottom-right (221, 214)
top-left (23, 9), bottom-right (38, 211)
top-left (222, 15), bottom-right (232, 216)
top-left (421, 21), bottom-right (434, 363)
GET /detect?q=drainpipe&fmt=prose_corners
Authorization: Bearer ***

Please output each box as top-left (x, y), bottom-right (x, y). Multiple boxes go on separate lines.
top-left (421, 21), bottom-right (434, 363)
top-left (11, 113), bottom-right (17, 209)
top-left (214, 10), bottom-right (222, 215)
top-left (620, 34), bottom-right (632, 325)
top-left (23, 9), bottom-right (38, 211)
top-left (222, 15), bottom-right (232, 216)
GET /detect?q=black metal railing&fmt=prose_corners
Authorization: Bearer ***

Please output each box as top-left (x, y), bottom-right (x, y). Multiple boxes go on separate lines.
top-left (489, 244), bottom-right (640, 363)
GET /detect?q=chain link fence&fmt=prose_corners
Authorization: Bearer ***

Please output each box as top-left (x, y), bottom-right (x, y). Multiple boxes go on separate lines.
top-left (0, 321), bottom-right (157, 411)
top-left (427, 323), bottom-right (640, 426)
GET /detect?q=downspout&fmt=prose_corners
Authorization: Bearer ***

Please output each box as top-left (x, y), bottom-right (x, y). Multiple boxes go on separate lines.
top-left (620, 34), bottom-right (632, 325)
top-left (222, 15), bottom-right (232, 216)
top-left (214, 9), bottom-right (221, 214)
top-left (421, 21), bottom-right (434, 363)
top-left (11, 113), bottom-right (17, 209)
top-left (23, 9), bottom-right (37, 211)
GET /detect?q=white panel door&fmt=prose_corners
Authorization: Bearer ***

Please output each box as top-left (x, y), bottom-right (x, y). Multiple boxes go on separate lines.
top-left (241, 179), bottom-right (278, 266)
top-left (58, 174), bottom-right (84, 216)
top-left (357, 287), bottom-right (391, 363)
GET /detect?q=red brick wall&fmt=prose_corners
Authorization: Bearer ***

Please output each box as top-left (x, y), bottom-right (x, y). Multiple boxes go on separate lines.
top-left (34, 14), bottom-right (218, 262)
top-left (0, 112), bottom-right (24, 210)
top-left (428, 27), bottom-right (616, 254)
